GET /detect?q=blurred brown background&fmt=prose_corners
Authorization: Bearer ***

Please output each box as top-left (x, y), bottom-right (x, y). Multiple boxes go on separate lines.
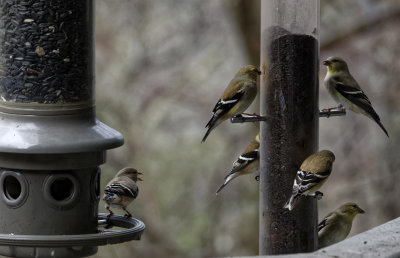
top-left (93, 0), bottom-right (400, 257)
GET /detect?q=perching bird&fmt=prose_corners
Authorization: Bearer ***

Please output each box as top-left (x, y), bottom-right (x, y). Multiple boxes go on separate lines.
top-left (103, 167), bottom-right (143, 218)
top-left (323, 57), bottom-right (389, 137)
top-left (318, 202), bottom-right (365, 249)
top-left (216, 132), bottom-right (260, 194)
top-left (202, 65), bottom-right (261, 142)
top-left (284, 150), bottom-right (335, 211)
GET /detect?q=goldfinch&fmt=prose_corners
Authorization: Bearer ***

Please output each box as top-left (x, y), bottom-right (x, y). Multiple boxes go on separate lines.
top-left (103, 167), bottom-right (143, 218)
top-left (202, 65), bottom-right (261, 142)
top-left (323, 57), bottom-right (389, 137)
top-left (216, 132), bottom-right (260, 194)
top-left (318, 202), bottom-right (365, 249)
top-left (284, 150), bottom-right (335, 211)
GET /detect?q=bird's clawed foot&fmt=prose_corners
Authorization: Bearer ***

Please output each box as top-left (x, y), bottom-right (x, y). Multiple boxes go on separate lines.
top-left (122, 207), bottom-right (132, 218)
top-left (321, 105), bottom-right (345, 118)
top-left (312, 191), bottom-right (324, 200)
top-left (106, 208), bottom-right (114, 220)
top-left (321, 107), bottom-right (336, 118)
top-left (105, 210), bottom-right (114, 229)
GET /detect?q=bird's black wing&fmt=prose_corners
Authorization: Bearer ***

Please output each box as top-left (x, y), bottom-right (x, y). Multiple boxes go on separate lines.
top-left (104, 182), bottom-right (138, 199)
top-left (294, 170), bottom-right (330, 195)
top-left (334, 82), bottom-right (373, 111)
top-left (230, 149), bottom-right (259, 174)
top-left (212, 90), bottom-right (244, 114)
top-left (318, 217), bottom-right (328, 232)
top-left (202, 90), bottom-right (245, 142)
top-left (318, 212), bottom-right (334, 232)
top-left (334, 82), bottom-right (388, 137)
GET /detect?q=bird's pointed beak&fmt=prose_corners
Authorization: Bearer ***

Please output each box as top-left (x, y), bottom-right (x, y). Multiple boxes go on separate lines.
top-left (323, 60), bottom-right (331, 66)
top-left (358, 207), bottom-right (365, 214)
top-left (137, 177), bottom-right (143, 181)
top-left (137, 171), bottom-right (143, 175)
top-left (257, 69), bottom-right (262, 75)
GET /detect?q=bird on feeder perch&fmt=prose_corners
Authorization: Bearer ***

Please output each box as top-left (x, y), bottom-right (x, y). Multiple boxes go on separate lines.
top-left (216, 132), bottom-right (260, 194)
top-left (284, 150), bottom-right (335, 211)
top-left (323, 56), bottom-right (389, 137)
top-left (202, 65), bottom-right (261, 142)
top-left (103, 167), bottom-right (143, 218)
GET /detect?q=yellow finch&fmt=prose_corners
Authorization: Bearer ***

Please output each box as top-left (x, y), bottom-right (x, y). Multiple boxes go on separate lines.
top-left (202, 65), bottom-right (261, 142)
top-left (216, 132), bottom-right (260, 194)
top-left (323, 57), bottom-right (388, 137)
top-left (284, 150), bottom-right (335, 211)
top-left (318, 202), bottom-right (365, 249)
top-left (103, 167), bottom-right (143, 218)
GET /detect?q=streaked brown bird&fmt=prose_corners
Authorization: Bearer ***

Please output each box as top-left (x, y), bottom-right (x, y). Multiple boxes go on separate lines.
top-left (103, 167), bottom-right (143, 218)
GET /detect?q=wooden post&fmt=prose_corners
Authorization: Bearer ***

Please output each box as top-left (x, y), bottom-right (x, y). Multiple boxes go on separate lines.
top-left (259, 0), bottom-right (320, 254)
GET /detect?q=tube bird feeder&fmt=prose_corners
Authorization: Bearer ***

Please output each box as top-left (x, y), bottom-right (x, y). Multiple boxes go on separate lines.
top-left (260, 0), bottom-right (319, 254)
top-left (0, 1), bottom-right (144, 257)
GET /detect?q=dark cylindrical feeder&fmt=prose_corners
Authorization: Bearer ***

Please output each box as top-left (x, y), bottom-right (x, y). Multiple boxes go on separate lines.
top-left (0, 1), bottom-right (144, 257)
top-left (260, 0), bottom-right (319, 255)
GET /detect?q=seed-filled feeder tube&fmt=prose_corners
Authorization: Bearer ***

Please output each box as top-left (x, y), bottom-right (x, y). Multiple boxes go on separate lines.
top-left (260, 0), bottom-right (319, 255)
top-left (0, 0), bottom-right (92, 108)
top-left (0, 1), bottom-right (144, 258)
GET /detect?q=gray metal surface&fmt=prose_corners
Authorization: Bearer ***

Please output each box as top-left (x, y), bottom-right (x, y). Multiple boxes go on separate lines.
top-left (0, 214), bottom-right (145, 247)
top-left (0, 169), bottom-right (99, 235)
top-left (240, 216), bottom-right (400, 258)
top-left (0, 246), bottom-right (97, 258)
top-left (0, 214), bottom-right (145, 258)
top-left (0, 0), bottom-right (131, 257)
top-left (0, 108), bottom-right (123, 154)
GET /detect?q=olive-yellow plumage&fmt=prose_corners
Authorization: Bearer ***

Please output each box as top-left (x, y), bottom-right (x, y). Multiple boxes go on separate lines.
top-left (202, 65), bottom-right (261, 142)
top-left (323, 57), bottom-right (388, 137)
top-left (216, 132), bottom-right (260, 194)
top-left (284, 150), bottom-right (335, 211)
top-left (318, 202), bottom-right (365, 249)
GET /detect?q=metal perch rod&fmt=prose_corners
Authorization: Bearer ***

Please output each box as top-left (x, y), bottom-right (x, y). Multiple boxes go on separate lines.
top-left (231, 108), bottom-right (345, 123)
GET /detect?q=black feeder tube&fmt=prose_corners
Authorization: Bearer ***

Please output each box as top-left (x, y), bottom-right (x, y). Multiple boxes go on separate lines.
top-left (259, 0), bottom-right (319, 255)
top-left (0, 1), bottom-right (144, 257)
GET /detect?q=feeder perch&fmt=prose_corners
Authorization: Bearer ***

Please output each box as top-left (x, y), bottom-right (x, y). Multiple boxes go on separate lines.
top-left (230, 108), bottom-right (346, 124)
top-left (0, 1), bottom-right (144, 257)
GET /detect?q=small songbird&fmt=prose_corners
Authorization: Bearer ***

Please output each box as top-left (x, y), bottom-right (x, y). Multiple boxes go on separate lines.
top-left (318, 202), bottom-right (365, 249)
top-left (202, 65), bottom-right (261, 142)
top-left (323, 57), bottom-right (389, 137)
top-left (216, 132), bottom-right (260, 194)
top-left (284, 150), bottom-right (335, 211)
top-left (103, 167), bottom-right (143, 218)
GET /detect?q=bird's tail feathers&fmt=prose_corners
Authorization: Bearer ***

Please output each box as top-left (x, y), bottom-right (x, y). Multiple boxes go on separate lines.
top-left (375, 119), bottom-right (389, 137)
top-left (365, 109), bottom-right (389, 137)
top-left (205, 114), bottom-right (216, 129)
top-left (283, 194), bottom-right (301, 211)
top-left (216, 172), bottom-right (238, 194)
top-left (202, 127), bottom-right (213, 143)
top-left (202, 115), bottom-right (221, 142)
